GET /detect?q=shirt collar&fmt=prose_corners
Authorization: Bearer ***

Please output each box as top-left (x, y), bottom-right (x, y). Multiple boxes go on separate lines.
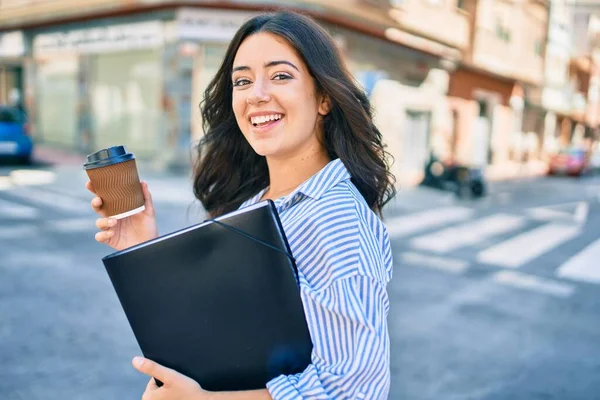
top-left (240, 158), bottom-right (351, 209)
top-left (294, 158), bottom-right (351, 200)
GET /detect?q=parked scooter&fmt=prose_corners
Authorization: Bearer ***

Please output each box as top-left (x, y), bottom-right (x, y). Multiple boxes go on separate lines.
top-left (420, 153), bottom-right (487, 199)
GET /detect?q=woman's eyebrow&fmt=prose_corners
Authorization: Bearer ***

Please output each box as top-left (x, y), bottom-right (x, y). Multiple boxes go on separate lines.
top-left (265, 60), bottom-right (299, 71)
top-left (232, 60), bottom-right (300, 74)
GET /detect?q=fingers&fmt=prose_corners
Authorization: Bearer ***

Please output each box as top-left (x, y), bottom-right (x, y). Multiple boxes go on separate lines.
top-left (91, 196), bottom-right (103, 213)
top-left (141, 181), bottom-right (155, 214)
top-left (95, 230), bottom-right (114, 243)
top-left (95, 217), bottom-right (116, 231)
top-left (85, 181), bottom-right (96, 194)
top-left (145, 377), bottom-right (159, 392)
top-left (133, 357), bottom-right (178, 385)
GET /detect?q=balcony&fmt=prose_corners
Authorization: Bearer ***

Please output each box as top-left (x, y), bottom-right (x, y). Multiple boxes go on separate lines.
top-left (388, 0), bottom-right (470, 50)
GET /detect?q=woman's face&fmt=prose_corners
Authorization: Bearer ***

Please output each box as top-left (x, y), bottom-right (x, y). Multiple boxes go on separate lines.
top-left (231, 32), bottom-right (329, 159)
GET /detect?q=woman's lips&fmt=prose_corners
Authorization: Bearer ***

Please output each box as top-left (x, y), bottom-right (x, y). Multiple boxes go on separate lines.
top-left (251, 117), bottom-right (283, 133)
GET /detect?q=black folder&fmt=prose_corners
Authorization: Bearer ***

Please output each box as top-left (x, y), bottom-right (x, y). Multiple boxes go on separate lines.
top-left (102, 200), bottom-right (312, 392)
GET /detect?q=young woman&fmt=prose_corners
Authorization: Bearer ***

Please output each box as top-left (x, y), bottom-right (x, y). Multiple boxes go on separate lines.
top-left (87, 11), bottom-right (396, 400)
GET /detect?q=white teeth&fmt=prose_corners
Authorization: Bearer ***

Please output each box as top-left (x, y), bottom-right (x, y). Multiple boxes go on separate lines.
top-left (251, 114), bottom-right (282, 125)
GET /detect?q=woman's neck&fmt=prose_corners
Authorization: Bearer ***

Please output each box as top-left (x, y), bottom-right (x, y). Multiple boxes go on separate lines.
top-left (262, 146), bottom-right (331, 200)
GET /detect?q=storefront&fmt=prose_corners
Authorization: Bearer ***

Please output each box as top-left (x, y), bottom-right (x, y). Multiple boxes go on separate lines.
top-left (31, 19), bottom-right (164, 155)
top-left (0, 30), bottom-right (26, 106)
top-left (332, 27), bottom-right (452, 186)
top-left (448, 68), bottom-right (517, 168)
top-left (28, 9), bottom-right (257, 169)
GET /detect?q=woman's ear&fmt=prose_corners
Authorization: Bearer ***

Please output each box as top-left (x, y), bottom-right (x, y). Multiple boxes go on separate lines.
top-left (318, 95), bottom-right (331, 116)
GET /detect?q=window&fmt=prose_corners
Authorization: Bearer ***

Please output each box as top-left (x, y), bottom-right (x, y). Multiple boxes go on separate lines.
top-left (496, 20), bottom-right (511, 42)
top-left (535, 40), bottom-right (543, 56)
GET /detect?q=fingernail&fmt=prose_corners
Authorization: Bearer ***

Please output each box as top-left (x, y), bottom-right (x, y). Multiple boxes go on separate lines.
top-left (133, 356), bottom-right (144, 368)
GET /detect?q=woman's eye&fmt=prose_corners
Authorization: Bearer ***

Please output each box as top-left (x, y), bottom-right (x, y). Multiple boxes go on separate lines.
top-left (233, 78), bottom-right (251, 87)
top-left (273, 73), bottom-right (292, 81)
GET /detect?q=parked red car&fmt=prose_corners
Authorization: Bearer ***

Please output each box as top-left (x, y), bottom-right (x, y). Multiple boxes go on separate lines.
top-left (548, 148), bottom-right (590, 177)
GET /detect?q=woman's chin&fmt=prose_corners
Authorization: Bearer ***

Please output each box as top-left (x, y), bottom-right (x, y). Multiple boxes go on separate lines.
top-left (249, 142), bottom-right (282, 158)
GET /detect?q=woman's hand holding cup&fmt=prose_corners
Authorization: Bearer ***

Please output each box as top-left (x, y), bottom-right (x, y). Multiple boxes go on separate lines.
top-left (87, 180), bottom-right (158, 251)
top-left (84, 146), bottom-right (158, 251)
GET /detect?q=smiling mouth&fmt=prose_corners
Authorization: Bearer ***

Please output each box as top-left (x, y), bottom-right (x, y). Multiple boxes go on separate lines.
top-left (250, 114), bottom-right (284, 128)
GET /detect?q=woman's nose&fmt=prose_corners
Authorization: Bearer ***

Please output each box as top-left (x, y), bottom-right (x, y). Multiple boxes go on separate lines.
top-left (247, 79), bottom-right (271, 105)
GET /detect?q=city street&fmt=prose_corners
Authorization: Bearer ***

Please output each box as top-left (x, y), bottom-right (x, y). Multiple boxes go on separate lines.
top-left (1, 162), bottom-right (599, 400)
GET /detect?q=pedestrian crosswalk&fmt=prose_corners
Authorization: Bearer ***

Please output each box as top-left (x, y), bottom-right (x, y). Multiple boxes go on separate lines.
top-left (557, 238), bottom-right (600, 284)
top-left (1, 184), bottom-right (598, 287)
top-left (476, 223), bottom-right (582, 268)
top-left (4, 185), bottom-right (91, 213)
top-left (410, 213), bottom-right (525, 253)
top-left (385, 204), bottom-right (599, 288)
top-left (385, 206), bottom-right (474, 238)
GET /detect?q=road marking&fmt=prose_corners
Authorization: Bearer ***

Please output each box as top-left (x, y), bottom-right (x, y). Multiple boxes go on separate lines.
top-left (0, 198), bottom-right (39, 219)
top-left (0, 176), bottom-right (13, 190)
top-left (574, 202), bottom-right (589, 224)
top-left (410, 213), bottom-right (525, 253)
top-left (0, 224), bottom-right (37, 239)
top-left (5, 186), bottom-right (90, 214)
top-left (526, 201), bottom-right (589, 225)
top-left (10, 169), bottom-right (56, 185)
top-left (385, 206), bottom-right (474, 238)
top-left (399, 251), bottom-right (470, 274)
top-left (492, 270), bottom-right (575, 298)
top-left (556, 238), bottom-right (600, 284)
top-left (477, 223), bottom-right (581, 268)
top-left (51, 218), bottom-right (94, 233)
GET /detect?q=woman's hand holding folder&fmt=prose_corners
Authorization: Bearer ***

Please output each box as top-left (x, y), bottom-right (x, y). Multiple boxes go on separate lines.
top-left (86, 180), bottom-right (159, 251)
top-left (132, 357), bottom-right (273, 400)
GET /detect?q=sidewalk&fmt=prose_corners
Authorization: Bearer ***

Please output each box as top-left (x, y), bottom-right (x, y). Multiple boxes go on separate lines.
top-left (27, 145), bottom-right (455, 211)
top-left (485, 160), bottom-right (548, 181)
top-left (32, 145), bottom-right (87, 166)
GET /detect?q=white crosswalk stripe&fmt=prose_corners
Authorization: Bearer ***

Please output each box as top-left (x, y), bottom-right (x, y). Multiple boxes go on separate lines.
top-left (0, 224), bottom-right (37, 239)
top-left (492, 271), bottom-right (575, 298)
top-left (410, 213), bottom-right (525, 253)
top-left (0, 198), bottom-right (39, 219)
top-left (476, 223), bottom-right (582, 268)
top-left (4, 186), bottom-right (90, 214)
top-left (385, 206), bottom-right (474, 238)
top-left (556, 238), bottom-right (600, 284)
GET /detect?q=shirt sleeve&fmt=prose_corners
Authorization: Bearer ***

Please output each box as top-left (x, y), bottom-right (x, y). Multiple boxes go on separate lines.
top-left (266, 275), bottom-right (390, 400)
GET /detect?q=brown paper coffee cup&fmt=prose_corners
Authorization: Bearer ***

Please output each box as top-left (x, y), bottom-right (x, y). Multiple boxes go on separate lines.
top-left (84, 146), bottom-right (145, 219)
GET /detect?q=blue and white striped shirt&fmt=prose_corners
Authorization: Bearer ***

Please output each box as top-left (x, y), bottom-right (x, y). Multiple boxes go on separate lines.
top-left (240, 158), bottom-right (393, 400)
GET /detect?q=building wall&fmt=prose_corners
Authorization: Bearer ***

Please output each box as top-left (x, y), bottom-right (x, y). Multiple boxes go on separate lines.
top-left (469, 0), bottom-right (547, 85)
top-left (371, 67), bottom-right (452, 186)
top-left (449, 68), bottom-right (514, 106)
top-left (388, 0), bottom-right (471, 50)
top-left (0, 0), bottom-right (128, 28)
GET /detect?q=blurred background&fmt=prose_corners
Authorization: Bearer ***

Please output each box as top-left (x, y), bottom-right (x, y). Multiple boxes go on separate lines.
top-left (1, 1), bottom-right (599, 399)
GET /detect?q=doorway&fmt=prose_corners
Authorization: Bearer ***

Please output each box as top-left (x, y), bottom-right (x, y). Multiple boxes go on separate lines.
top-left (402, 110), bottom-right (431, 174)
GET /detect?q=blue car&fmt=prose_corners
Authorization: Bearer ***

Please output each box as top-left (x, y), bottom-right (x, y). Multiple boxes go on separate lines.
top-left (0, 106), bottom-right (33, 164)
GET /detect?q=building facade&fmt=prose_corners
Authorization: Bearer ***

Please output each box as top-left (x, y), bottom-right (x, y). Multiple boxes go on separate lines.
top-left (2, 0), bottom-right (598, 183)
top-left (446, 0), bottom-right (549, 179)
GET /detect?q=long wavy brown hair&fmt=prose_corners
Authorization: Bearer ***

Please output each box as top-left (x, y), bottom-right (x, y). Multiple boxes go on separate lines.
top-left (193, 11), bottom-right (396, 218)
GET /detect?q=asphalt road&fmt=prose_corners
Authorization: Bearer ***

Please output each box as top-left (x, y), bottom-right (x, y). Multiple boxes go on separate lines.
top-left (1, 162), bottom-right (599, 400)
